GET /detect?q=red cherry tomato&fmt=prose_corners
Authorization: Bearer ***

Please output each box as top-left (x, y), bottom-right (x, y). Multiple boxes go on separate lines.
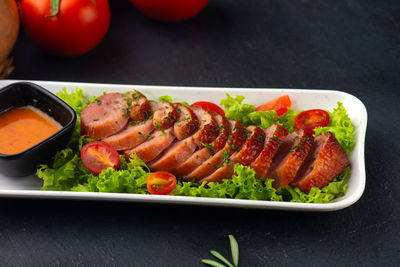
top-left (191, 101), bottom-right (225, 116)
top-left (81, 141), bottom-right (120, 175)
top-left (256, 95), bottom-right (292, 116)
top-left (295, 109), bottom-right (330, 134)
top-left (147, 171), bottom-right (177, 195)
top-left (20, 0), bottom-right (110, 57)
top-left (130, 0), bottom-right (209, 22)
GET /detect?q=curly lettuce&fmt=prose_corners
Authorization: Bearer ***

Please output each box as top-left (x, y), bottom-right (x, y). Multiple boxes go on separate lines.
top-left (314, 102), bottom-right (355, 154)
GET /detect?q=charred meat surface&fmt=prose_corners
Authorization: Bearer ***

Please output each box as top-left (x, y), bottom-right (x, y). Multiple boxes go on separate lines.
top-left (267, 130), bottom-right (314, 188)
top-left (293, 132), bottom-right (350, 192)
top-left (173, 103), bottom-right (199, 140)
top-left (250, 125), bottom-right (288, 178)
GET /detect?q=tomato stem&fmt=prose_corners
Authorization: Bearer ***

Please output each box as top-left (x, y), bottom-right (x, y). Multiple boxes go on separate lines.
top-left (47, 0), bottom-right (60, 17)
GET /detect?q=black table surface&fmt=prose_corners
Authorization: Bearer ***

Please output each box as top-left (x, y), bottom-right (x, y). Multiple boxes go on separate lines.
top-left (3, 0), bottom-right (400, 266)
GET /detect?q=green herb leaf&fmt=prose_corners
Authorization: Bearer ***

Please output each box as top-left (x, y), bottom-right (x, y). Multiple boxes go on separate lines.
top-left (229, 235), bottom-right (239, 267)
top-left (210, 250), bottom-right (234, 267)
top-left (201, 259), bottom-right (228, 267)
top-left (158, 95), bottom-right (174, 103)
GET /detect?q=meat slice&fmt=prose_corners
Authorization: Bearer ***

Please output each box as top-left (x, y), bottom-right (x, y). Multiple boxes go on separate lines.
top-left (191, 106), bottom-right (219, 148)
top-left (226, 119), bottom-right (247, 154)
top-left (199, 163), bottom-right (235, 184)
top-left (152, 101), bottom-right (179, 130)
top-left (230, 125), bottom-right (265, 166)
top-left (185, 148), bottom-right (227, 181)
top-left (102, 119), bottom-right (154, 151)
top-left (250, 125), bottom-right (288, 178)
top-left (148, 137), bottom-right (197, 172)
top-left (123, 128), bottom-right (175, 163)
top-left (81, 93), bottom-right (129, 140)
top-left (174, 148), bottom-right (213, 178)
top-left (173, 103), bottom-right (198, 140)
top-left (292, 132), bottom-right (350, 193)
top-left (266, 130), bottom-right (314, 188)
top-left (210, 112), bottom-right (230, 153)
top-left (127, 90), bottom-right (152, 121)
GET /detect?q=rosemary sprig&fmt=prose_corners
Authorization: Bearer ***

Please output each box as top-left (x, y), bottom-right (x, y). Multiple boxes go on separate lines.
top-left (202, 235), bottom-right (239, 267)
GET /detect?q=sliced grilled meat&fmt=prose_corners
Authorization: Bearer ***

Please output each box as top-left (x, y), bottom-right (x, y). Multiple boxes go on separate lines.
top-left (185, 147), bottom-right (227, 181)
top-left (230, 125), bottom-right (265, 166)
top-left (250, 125), bottom-right (288, 178)
top-left (191, 106), bottom-right (219, 148)
top-left (267, 130), bottom-right (314, 188)
top-left (292, 132), bottom-right (350, 192)
top-left (173, 103), bottom-right (198, 140)
top-left (127, 90), bottom-right (152, 121)
top-left (226, 119), bottom-right (247, 154)
top-left (174, 148), bottom-right (213, 179)
top-left (152, 101), bottom-right (178, 130)
top-left (199, 162), bottom-right (235, 183)
top-left (210, 112), bottom-right (230, 153)
top-left (148, 137), bottom-right (197, 171)
top-left (102, 119), bottom-right (154, 151)
top-left (123, 128), bottom-right (175, 163)
top-left (81, 93), bottom-right (129, 140)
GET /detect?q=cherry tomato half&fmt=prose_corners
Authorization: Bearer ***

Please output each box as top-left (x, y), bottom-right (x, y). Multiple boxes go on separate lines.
top-left (295, 109), bottom-right (330, 134)
top-left (130, 0), bottom-right (210, 22)
top-left (147, 171), bottom-right (177, 195)
top-left (256, 95), bottom-right (292, 116)
top-left (191, 101), bottom-right (225, 116)
top-left (81, 141), bottom-right (120, 175)
top-left (20, 0), bottom-right (110, 57)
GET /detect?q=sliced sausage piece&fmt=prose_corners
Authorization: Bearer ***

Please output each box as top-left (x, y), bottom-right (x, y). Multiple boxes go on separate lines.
top-left (153, 101), bottom-right (178, 130)
top-left (148, 137), bottom-right (197, 171)
top-left (123, 128), bottom-right (175, 163)
top-left (173, 103), bottom-right (198, 140)
top-left (230, 125), bottom-right (265, 166)
top-left (191, 106), bottom-right (219, 148)
top-left (127, 90), bottom-right (152, 121)
top-left (199, 162), bottom-right (235, 184)
top-left (102, 119), bottom-right (154, 151)
top-left (210, 112), bottom-right (230, 153)
top-left (81, 93), bottom-right (129, 140)
top-left (176, 116), bottom-right (234, 179)
top-left (250, 125), bottom-right (288, 178)
top-left (185, 147), bottom-right (227, 181)
top-left (226, 119), bottom-right (247, 154)
top-left (174, 148), bottom-right (213, 179)
top-left (267, 130), bottom-right (314, 188)
top-left (293, 132), bottom-right (350, 193)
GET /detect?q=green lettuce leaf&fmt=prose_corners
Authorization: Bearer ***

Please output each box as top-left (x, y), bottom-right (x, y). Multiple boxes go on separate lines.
top-left (284, 168), bottom-right (350, 203)
top-left (277, 108), bottom-right (301, 133)
top-left (247, 110), bottom-right (278, 129)
top-left (220, 94), bottom-right (256, 126)
top-left (158, 95), bottom-right (174, 103)
top-left (314, 102), bottom-right (355, 154)
top-left (178, 164), bottom-right (282, 201)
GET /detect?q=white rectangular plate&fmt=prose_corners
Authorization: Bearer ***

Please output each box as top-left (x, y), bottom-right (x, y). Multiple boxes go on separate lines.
top-left (0, 80), bottom-right (367, 211)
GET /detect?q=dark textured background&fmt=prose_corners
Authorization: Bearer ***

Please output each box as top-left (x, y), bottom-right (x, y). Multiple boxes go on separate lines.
top-left (2, 0), bottom-right (400, 266)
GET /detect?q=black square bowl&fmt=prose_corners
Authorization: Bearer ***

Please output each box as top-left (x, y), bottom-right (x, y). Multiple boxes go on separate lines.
top-left (0, 82), bottom-right (77, 176)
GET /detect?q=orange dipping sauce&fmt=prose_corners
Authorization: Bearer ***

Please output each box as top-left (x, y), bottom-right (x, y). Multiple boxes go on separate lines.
top-left (0, 106), bottom-right (62, 155)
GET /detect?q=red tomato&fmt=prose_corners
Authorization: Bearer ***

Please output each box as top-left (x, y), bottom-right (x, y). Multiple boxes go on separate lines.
top-left (191, 101), bottom-right (225, 116)
top-left (19, 0), bottom-right (110, 57)
top-left (295, 109), bottom-right (330, 134)
top-left (81, 141), bottom-right (120, 175)
top-left (147, 171), bottom-right (177, 195)
top-left (255, 95), bottom-right (292, 116)
top-left (130, 0), bottom-right (209, 22)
